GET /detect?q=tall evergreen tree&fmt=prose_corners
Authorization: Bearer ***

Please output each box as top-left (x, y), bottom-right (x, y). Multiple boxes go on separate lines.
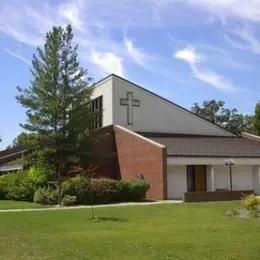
top-left (16, 25), bottom-right (99, 200)
top-left (253, 101), bottom-right (260, 136)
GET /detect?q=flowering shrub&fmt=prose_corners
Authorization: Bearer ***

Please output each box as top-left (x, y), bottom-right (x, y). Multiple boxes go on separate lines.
top-left (62, 176), bottom-right (150, 205)
top-left (242, 194), bottom-right (260, 211)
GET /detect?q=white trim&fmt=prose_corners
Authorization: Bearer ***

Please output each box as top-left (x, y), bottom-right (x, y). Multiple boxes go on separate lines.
top-left (114, 125), bottom-right (165, 148)
top-left (167, 157), bottom-right (260, 165)
top-left (112, 75), bottom-right (115, 124)
top-left (0, 164), bottom-right (23, 172)
top-left (94, 75), bottom-right (113, 88)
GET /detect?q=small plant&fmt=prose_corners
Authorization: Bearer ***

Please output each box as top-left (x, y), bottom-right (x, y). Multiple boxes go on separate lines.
top-left (248, 209), bottom-right (259, 218)
top-left (230, 208), bottom-right (239, 216)
top-left (242, 194), bottom-right (260, 211)
top-left (62, 195), bottom-right (77, 206)
top-left (34, 187), bottom-right (57, 205)
top-left (225, 208), bottom-right (239, 217)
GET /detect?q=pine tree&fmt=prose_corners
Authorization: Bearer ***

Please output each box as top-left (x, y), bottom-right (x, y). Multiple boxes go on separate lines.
top-left (16, 25), bottom-right (99, 203)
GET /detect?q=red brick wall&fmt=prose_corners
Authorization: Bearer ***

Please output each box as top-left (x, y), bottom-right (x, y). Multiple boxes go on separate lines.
top-left (114, 125), bottom-right (167, 200)
top-left (81, 125), bottom-right (118, 179)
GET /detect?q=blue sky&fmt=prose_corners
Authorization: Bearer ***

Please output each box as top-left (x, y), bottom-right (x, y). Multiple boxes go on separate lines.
top-left (1, 0), bottom-right (260, 149)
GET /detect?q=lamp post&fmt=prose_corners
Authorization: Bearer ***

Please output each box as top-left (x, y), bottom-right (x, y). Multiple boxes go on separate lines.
top-left (225, 159), bottom-right (235, 191)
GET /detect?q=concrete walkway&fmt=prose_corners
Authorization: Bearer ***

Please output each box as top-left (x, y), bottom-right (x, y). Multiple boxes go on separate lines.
top-left (0, 200), bottom-right (182, 213)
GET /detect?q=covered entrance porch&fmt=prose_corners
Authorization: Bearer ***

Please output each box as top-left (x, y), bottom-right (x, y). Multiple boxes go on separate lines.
top-left (167, 157), bottom-right (260, 201)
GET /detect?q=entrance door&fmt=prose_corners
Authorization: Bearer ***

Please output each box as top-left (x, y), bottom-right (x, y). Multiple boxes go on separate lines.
top-left (187, 165), bottom-right (207, 192)
top-left (194, 165), bottom-right (206, 191)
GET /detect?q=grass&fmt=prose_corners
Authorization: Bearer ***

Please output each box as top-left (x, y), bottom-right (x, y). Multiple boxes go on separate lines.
top-left (0, 200), bottom-right (50, 210)
top-left (0, 201), bottom-right (260, 260)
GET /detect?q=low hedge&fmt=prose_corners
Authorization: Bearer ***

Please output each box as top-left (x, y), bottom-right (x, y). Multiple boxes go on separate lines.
top-left (0, 166), bottom-right (48, 201)
top-left (34, 187), bottom-right (57, 205)
top-left (0, 170), bottom-right (150, 205)
top-left (62, 176), bottom-right (150, 205)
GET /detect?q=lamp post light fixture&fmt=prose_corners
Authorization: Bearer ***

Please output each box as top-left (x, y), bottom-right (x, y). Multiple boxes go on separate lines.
top-left (225, 159), bottom-right (235, 191)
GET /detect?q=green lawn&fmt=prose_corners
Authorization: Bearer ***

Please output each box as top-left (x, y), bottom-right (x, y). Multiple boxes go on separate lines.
top-left (0, 200), bottom-right (50, 210)
top-left (0, 202), bottom-right (260, 260)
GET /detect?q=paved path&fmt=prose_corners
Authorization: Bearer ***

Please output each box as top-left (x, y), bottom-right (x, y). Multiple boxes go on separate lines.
top-left (0, 200), bottom-right (182, 213)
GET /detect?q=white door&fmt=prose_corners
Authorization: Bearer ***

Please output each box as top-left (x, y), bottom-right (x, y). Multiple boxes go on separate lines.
top-left (167, 165), bottom-right (187, 199)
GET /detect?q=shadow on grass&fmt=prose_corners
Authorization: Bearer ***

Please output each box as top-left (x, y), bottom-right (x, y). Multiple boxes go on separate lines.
top-left (88, 216), bottom-right (128, 222)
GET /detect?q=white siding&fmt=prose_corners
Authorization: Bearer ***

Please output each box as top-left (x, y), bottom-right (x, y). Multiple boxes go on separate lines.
top-left (167, 165), bottom-right (187, 199)
top-left (206, 166), bottom-right (213, 191)
top-left (214, 166), bottom-right (230, 190)
top-left (214, 165), bottom-right (254, 191)
top-left (253, 166), bottom-right (260, 194)
top-left (113, 76), bottom-right (233, 136)
top-left (92, 77), bottom-right (113, 127)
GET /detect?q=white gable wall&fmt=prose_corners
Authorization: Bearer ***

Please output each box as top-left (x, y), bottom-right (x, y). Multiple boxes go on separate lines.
top-left (92, 77), bottom-right (113, 127)
top-left (112, 76), bottom-right (233, 136)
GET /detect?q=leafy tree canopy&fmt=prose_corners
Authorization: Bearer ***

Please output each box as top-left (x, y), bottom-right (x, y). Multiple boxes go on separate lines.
top-left (191, 100), bottom-right (254, 134)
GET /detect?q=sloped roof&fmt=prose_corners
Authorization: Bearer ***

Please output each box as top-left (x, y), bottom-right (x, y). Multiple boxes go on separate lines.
top-left (0, 146), bottom-right (27, 165)
top-left (146, 135), bottom-right (260, 157)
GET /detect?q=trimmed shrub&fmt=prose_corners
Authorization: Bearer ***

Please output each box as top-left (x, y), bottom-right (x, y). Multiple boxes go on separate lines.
top-left (34, 187), bottom-right (57, 205)
top-left (62, 176), bottom-right (150, 205)
top-left (0, 167), bottom-right (48, 202)
top-left (62, 175), bottom-right (90, 204)
top-left (128, 180), bottom-right (150, 201)
top-left (7, 177), bottom-right (36, 201)
top-left (91, 178), bottom-right (121, 204)
top-left (242, 194), bottom-right (260, 211)
top-left (0, 175), bottom-right (9, 200)
top-left (62, 195), bottom-right (77, 206)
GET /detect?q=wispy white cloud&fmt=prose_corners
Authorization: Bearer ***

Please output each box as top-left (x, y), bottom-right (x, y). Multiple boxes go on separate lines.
top-left (226, 26), bottom-right (260, 55)
top-left (169, 38), bottom-right (254, 72)
top-left (0, 0), bottom-right (257, 89)
top-left (0, 44), bottom-right (31, 65)
top-left (123, 37), bottom-right (162, 72)
top-left (174, 47), bottom-right (236, 92)
top-left (191, 66), bottom-right (235, 92)
top-left (182, 0), bottom-right (260, 23)
top-left (91, 50), bottom-right (124, 77)
top-left (124, 38), bottom-right (148, 67)
top-left (153, 0), bottom-right (260, 25)
top-left (58, 0), bottom-right (86, 31)
top-left (0, 0), bottom-right (128, 78)
top-left (174, 47), bottom-right (200, 64)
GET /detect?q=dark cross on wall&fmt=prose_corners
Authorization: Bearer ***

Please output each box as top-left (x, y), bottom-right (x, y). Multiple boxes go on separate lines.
top-left (120, 92), bottom-right (140, 125)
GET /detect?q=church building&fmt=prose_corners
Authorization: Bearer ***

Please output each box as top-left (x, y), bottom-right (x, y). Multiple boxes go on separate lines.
top-left (2, 74), bottom-right (260, 202)
top-left (90, 74), bottom-right (260, 201)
